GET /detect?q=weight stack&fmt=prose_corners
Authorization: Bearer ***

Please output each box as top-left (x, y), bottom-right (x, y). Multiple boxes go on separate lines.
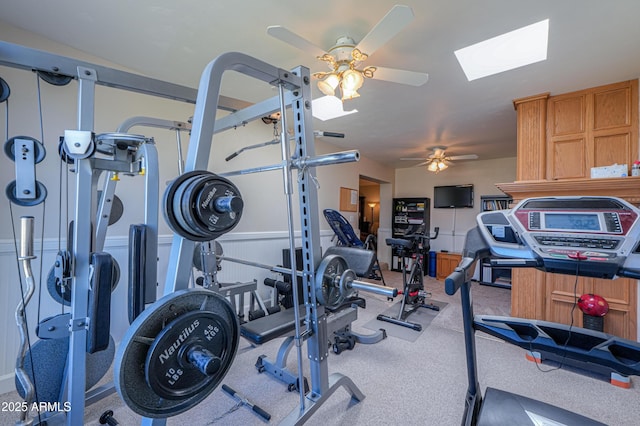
top-left (583, 314), bottom-right (604, 332)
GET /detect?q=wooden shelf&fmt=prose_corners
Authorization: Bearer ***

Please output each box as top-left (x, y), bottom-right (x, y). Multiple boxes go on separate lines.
top-left (496, 177), bottom-right (640, 205)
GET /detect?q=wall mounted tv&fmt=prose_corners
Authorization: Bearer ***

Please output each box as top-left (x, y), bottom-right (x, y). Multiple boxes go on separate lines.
top-left (433, 184), bottom-right (474, 208)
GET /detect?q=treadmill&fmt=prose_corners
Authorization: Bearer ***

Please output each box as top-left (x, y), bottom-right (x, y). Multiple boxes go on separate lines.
top-left (445, 196), bottom-right (640, 426)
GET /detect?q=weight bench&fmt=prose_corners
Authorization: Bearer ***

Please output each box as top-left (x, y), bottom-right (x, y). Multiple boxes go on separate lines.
top-left (240, 246), bottom-right (387, 391)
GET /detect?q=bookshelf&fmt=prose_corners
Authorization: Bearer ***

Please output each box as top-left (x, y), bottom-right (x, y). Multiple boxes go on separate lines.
top-left (479, 194), bottom-right (513, 288)
top-left (480, 195), bottom-right (512, 211)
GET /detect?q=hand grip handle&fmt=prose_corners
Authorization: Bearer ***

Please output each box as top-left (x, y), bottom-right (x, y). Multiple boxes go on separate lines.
top-left (225, 152), bottom-right (239, 161)
top-left (252, 404), bottom-right (271, 421)
top-left (20, 216), bottom-right (34, 259)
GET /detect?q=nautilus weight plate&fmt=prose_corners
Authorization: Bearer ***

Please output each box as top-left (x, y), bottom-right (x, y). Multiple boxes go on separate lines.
top-left (114, 288), bottom-right (240, 418)
top-left (315, 254), bottom-right (350, 309)
top-left (163, 171), bottom-right (243, 242)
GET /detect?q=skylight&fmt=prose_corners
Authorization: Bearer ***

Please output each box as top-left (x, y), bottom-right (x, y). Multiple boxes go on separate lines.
top-left (455, 19), bottom-right (549, 81)
top-left (312, 96), bottom-right (358, 121)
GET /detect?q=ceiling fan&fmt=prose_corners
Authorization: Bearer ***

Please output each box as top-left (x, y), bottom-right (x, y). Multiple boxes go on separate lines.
top-left (267, 4), bottom-right (429, 101)
top-left (401, 146), bottom-right (479, 172)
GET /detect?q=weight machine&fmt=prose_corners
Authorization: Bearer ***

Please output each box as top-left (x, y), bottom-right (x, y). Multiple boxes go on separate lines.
top-left (2, 41), bottom-right (397, 425)
top-left (0, 41), bottom-right (216, 425)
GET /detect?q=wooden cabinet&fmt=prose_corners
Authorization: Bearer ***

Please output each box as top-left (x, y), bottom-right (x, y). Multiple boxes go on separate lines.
top-left (502, 79), bottom-right (639, 341)
top-left (436, 252), bottom-right (462, 281)
top-left (546, 80), bottom-right (638, 180)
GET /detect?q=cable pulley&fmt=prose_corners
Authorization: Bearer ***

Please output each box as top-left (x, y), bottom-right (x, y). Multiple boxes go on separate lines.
top-left (0, 76), bottom-right (10, 103)
top-left (4, 136), bottom-right (48, 206)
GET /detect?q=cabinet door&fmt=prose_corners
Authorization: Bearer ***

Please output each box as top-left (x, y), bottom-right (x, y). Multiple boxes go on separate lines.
top-left (544, 273), bottom-right (637, 340)
top-left (544, 273), bottom-right (585, 326)
top-left (589, 277), bottom-right (637, 339)
top-left (546, 80), bottom-right (638, 180)
top-left (547, 93), bottom-right (588, 179)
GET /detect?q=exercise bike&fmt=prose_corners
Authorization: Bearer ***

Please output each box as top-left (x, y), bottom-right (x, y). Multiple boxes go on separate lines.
top-left (378, 226), bottom-right (440, 331)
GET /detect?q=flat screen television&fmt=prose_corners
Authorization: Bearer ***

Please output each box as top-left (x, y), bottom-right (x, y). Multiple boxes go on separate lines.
top-left (433, 184), bottom-right (474, 208)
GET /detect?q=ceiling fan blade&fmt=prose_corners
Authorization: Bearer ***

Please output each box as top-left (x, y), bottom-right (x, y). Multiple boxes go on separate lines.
top-left (371, 67), bottom-right (429, 86)
top-left (414, 161), bottom-right (429, 167)
top-left (355, 5), bottom-right (415, 57)
top-left (399, 157), bottom-right (428, 161)
top-left (448, 154), bottom-right (479, 161)
top-left (267, 25), bottom-right (328, 57)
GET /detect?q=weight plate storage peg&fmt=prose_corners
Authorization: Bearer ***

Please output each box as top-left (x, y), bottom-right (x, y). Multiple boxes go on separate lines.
top-left (114, 288), bottom-right (240, 418)
top-left (163, 171), bottom-right (244, 242)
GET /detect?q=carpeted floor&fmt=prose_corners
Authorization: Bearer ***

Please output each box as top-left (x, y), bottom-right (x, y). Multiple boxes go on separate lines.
top-left (2, 271), bottom-right (639, 425)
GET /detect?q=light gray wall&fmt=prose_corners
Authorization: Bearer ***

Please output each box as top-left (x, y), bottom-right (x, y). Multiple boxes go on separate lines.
top-left (394, 157), bottom-right (518, 253)
top-left (0, 26), bottom-right (395, 392)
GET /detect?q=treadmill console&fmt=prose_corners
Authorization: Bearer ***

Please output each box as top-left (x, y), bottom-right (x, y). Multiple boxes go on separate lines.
top-left (477, 196), bottom-right (640, 279)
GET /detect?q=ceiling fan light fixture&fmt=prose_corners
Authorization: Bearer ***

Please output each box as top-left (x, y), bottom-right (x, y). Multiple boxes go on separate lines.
top-left (317, 73), bottom-right (340, 96)
top-left (427, 159), bottom-right (448, 172)
top-left (341, 87), bottom-right (360, 101)
top-left (341, 69), bottom-right (364, 92)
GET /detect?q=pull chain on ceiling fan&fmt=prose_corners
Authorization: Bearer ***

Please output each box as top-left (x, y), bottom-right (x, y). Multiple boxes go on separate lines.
top-left (267, 4), bottom-right (429, 101)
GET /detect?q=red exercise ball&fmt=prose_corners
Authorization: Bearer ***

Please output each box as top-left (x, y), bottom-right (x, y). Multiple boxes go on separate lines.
top-left (577, 293), bottom-right (609, 317)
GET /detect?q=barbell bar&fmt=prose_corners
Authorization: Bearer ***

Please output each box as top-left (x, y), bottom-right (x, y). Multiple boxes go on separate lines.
top-left (217, 253), bottom-right (397, 309)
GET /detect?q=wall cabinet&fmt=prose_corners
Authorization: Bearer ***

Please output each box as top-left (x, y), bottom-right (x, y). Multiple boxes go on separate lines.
top-left (436, 252), bottom-right (462, 281)
top-left (546, 80), bottom-right (638, 180)
top-left (505, 79), bottom-right (639, 341)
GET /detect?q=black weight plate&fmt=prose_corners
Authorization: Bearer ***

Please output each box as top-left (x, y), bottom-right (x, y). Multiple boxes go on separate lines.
top-left (315, 254), bottom-right (347, 309)
top-left (0, 76), bottom-right (10, 103)
top-left (115, 288), bottom-right (239, 418)
top-left (6, 180), bottom-right (48, 206)
top-left (192, 241), bottom-right (223, 272)
top-left (37, 70), bottom-right (73, 86)
top-left (191, 177), bottom-right (242, 236)
top-left (4, 136), bottom-right (46, 163)
top-left (144, 310), bottom-right (233, 400)
top-left (163, 171), bottom-right (209, 241)
top-left (98, 191), bottom-right (124, 226)
top-left (47, 257), bottom-right (120, 306)
top-left (16, 335), bottom-right (115, 402)
top-left (173, 174), bottom-right (206, 238)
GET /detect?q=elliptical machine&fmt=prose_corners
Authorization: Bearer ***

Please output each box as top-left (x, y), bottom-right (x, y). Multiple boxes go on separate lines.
top-left (379, 225), bottom-right (440, 331)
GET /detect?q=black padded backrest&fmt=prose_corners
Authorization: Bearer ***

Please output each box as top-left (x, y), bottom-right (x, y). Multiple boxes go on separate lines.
top-left (324, 246), bottom-right (375, 277)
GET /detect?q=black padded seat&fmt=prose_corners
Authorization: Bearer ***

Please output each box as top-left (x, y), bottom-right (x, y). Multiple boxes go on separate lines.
top-left (240, 305), bottom-right (305, 345)
top-left (324, 246), bottom-right (375, 277)
top-left (385, 238), bottom-right (414, 249)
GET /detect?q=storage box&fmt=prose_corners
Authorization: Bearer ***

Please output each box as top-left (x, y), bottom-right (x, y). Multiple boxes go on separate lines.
top-left (590, 164), bottom-right (628, 178)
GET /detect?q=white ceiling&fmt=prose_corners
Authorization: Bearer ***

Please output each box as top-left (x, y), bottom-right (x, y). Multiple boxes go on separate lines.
top-left (2, 0), bottom-right (640, 169)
